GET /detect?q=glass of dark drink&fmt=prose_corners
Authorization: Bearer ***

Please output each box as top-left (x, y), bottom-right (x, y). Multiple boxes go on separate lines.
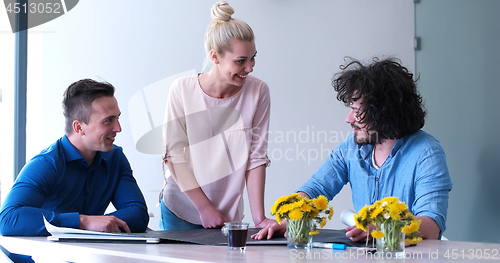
top-left (221, 222), bottom-right (250, 251)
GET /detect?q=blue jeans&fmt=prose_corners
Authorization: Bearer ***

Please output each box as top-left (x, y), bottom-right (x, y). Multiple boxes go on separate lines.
top-left (159, 199), bottom-right (203, 230)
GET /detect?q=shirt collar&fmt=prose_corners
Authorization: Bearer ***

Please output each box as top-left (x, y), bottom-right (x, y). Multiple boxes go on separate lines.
top-left (391, 137), bottom-right (406, 156)
top-left (62, 135), bottom-right (84, 162)
top-left (358, 144), bottom-right (373, 160)
top-left (61, 135), bottom-right (103, 166)
top-left (357, 135), bottom-right (409, 160)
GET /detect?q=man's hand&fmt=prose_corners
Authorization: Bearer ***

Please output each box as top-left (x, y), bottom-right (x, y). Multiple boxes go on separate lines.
top-left (345, 224), bottom-right (374, 242)
top-left (198, 205), bottom-right (228, 228)
top-left (79, 215), bottom-right (131, 233)
top-left (251, 220), bottom-right (286, 240)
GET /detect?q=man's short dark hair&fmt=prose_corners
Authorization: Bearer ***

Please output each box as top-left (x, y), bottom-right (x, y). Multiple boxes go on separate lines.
top-left (333, 57), bottom-right (426, 141)
top-left (62, 79), bottom-right (115, 135)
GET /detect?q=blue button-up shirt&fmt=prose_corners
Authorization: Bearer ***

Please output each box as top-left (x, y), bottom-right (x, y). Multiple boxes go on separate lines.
top-left (0, 135), bottom-right (149, 236)
top-left (297, 130), bottom-right (452, 234)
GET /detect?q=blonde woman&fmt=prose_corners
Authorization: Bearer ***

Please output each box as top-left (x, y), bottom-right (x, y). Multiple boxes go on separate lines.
top-left (160, 1), bottom-right (275, 230)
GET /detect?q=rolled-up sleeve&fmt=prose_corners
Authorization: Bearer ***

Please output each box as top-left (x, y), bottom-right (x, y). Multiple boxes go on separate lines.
top-left (163, 81), bottom-right (188, 165)
top-left (247, 84), bottom-right (271, 171)
top-left (412, 146), bottom-right (453, 236)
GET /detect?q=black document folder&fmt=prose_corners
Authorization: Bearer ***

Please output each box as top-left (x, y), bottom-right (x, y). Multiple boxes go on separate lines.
top-left (129, 228), bottom-right (367, 247)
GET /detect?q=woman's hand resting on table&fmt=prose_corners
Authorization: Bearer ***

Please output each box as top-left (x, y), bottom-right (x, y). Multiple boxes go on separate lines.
top-left (254, 218), bottom-right (276, 229)
top-left (251, 220), bottom-right (286, 240)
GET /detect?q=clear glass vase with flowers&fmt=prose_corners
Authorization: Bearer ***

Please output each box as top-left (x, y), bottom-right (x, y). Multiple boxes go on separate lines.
top-left (271, 193), bottom-right (334, 249)
top-left (354, 196), bottom-right (423, 258)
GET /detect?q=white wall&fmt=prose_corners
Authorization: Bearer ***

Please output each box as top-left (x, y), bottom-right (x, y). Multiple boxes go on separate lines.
top-left (1, 0), bottom-right (415, 230)
top-left (415, 0), bottom-right (500, 243)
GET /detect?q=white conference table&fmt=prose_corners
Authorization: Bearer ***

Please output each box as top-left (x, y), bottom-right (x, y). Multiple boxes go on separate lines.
top-left (1, 235), bottom-right (499, 263)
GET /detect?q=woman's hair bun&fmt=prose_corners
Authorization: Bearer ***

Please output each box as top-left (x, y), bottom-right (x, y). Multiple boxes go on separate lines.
top-left (211, 1), bottom-right (234, 22)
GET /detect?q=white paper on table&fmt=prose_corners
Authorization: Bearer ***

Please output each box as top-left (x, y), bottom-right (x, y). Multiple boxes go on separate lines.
top-left (43, 216), bottom-right (121, 236)
top-left (43, 216), bottom-right (160, 243)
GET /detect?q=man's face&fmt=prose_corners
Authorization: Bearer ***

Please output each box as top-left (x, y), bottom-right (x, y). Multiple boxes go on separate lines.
top-left (345, 99), bottom-right (378, 145)
top-left (80, 96), bottom-right (122, 153)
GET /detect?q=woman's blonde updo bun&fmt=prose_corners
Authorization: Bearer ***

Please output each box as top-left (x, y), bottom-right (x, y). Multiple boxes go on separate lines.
top-left (204, 1), bottom-right (254, 59)
top-left (211, 1), bottom-right (234, 22)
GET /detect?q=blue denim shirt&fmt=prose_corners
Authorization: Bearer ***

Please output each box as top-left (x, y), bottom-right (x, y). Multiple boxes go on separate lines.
top-left (297, 130), bottom-right (452, 235)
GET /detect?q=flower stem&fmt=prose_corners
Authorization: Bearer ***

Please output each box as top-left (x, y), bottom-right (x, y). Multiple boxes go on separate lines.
top-left (287, 219), bottom-right (311, 245)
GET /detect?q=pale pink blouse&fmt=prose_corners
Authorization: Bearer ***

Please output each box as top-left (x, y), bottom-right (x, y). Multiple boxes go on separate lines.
top-left (162, 74), bottom-right (270, 224)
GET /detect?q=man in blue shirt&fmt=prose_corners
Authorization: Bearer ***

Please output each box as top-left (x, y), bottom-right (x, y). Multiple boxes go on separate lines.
top-left (253, 57), bottom-right (452, 241)
top-left (0, 79), bottom-right (149, 236)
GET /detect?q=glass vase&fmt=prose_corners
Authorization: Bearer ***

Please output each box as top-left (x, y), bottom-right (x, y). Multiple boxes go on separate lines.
top-left (376, 222), bottom-right (405, 258)
top-left (286, 218), bottom-right (313, 249)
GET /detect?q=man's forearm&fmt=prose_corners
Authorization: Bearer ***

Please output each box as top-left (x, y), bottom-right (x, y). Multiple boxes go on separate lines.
top-left (0, 207), bottom-right (79, 236)
top-left (416, 216), bottom-right (440, 239)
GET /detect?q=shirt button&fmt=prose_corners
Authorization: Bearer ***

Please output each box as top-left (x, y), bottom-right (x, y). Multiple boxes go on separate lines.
top-left (375, 177), bottom-right (379, 181)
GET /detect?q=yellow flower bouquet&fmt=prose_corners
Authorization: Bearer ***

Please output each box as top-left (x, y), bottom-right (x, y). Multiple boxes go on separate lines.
top-left (354, 196), bottom-right (422, 256)
top-left (271, 193), bottom-right (333, 249)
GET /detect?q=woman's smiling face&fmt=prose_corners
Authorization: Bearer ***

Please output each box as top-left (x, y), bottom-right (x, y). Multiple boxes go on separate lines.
top-left (215, 38), bottom-right (256, 88)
